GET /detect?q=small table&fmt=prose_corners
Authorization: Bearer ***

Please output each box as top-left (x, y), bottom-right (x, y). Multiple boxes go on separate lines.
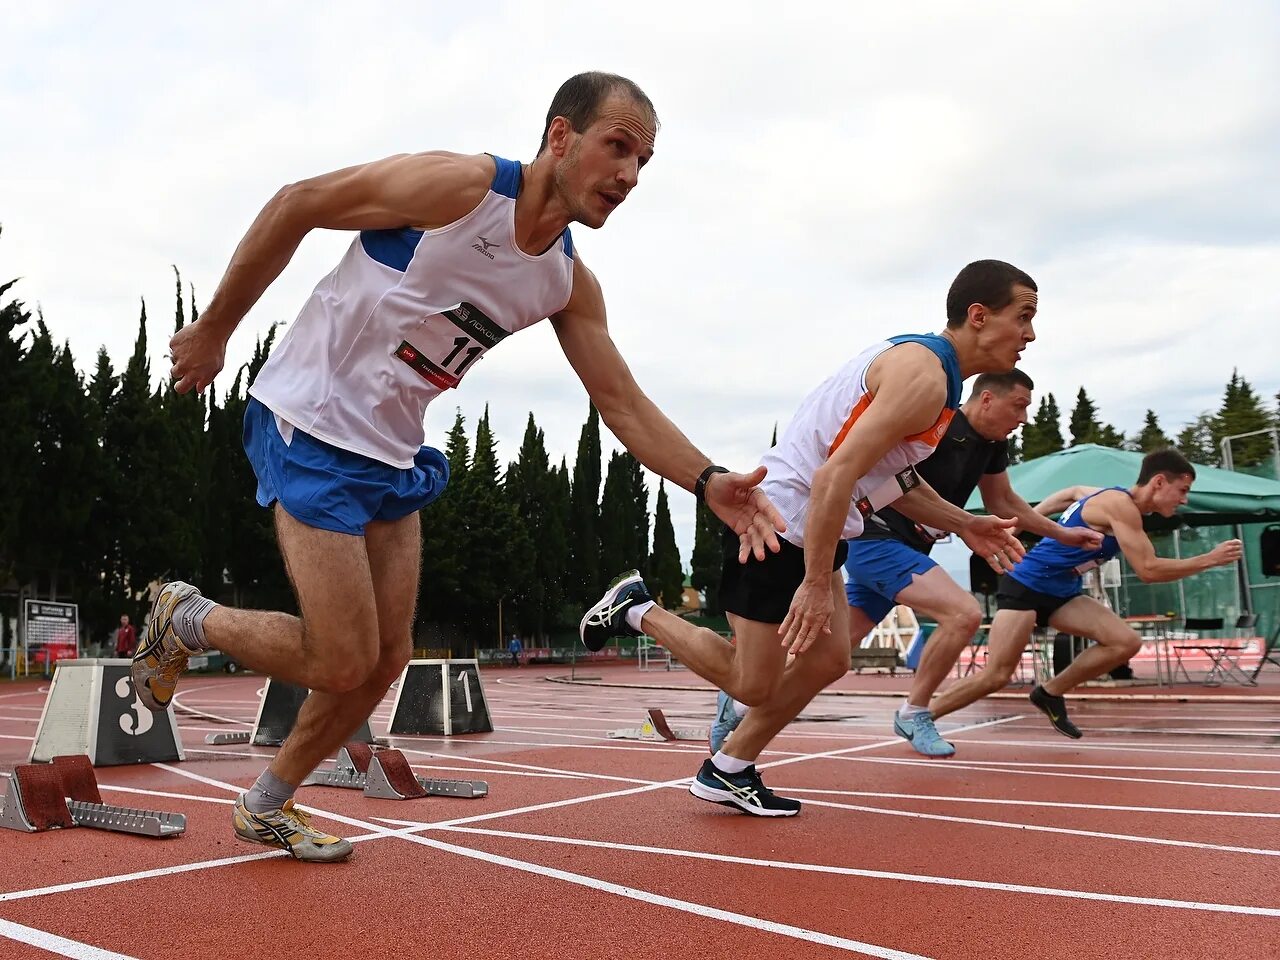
top-left (1124, 615), bottom-right (1176, 686)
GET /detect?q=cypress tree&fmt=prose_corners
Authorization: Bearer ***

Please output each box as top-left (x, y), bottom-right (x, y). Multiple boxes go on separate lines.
top-left (649, 481), bottom-right (684, 608)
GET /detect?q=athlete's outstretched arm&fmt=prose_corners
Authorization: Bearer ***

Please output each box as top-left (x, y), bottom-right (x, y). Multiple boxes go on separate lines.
top-left (170, 152), bottom-right (491, 393)
top-left (979, 474), bottom-right (1103, 549)
top-left (1032, 484), bottom-right (1101, 518)
top-left (891, 480), bottom-right (1024, 572)
top-left (552, 258), bottom-right (785, 560)
top-left (1093, 494), bottom-right (1241, 583)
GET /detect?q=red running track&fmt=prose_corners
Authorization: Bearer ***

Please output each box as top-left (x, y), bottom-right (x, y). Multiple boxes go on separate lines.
top-left (1, 663), bottom-right (1278, 959)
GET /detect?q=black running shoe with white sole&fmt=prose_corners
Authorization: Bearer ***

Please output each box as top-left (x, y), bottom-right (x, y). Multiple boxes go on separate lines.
top-left (689, 759), bottom-right (800, 817)
top-left (1029, 684), bottom-right (1082, 739)
top-left (580, 569), bottom-right (653, 652)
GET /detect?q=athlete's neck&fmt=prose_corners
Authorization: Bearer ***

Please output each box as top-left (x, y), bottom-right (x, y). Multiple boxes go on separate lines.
top-left (511, 161), bottom-right (572, 256)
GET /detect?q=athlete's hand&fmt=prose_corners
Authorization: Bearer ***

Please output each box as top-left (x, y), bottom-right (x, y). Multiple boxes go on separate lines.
top-left (1207, 539), bottom-right (1244, 567)
top-left (960, 515), bottom-right (1024, 574)
top-left (778, 578), bottom-right (833, 656)
top-left (169, 319), bottom-right (229, 394)
top-left (704, 466), bottom-right (787, 562)
top-left (1053, 526), bottom-right (1105, 552)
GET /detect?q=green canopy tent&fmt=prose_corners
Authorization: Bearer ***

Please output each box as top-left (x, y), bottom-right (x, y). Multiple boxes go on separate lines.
top-left (963, 444), bottom-right (1280, 526)
top-left (963, 444), bottom-right (1280, 650)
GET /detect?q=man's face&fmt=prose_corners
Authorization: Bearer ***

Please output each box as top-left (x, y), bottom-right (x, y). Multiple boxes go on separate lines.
top-left (975, 385), bottom-right (1032, 441)
top-left (551, 92), bottom-right (656, 229)
top-left (120, 615), bottom-right (129, 627)
top-left (1151, 473), bottom-right (1193, 517)
top-left (974, 284), bottom-right (1038, 372)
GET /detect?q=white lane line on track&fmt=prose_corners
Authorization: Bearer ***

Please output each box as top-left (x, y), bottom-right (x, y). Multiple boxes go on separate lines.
top-left (381, 824), bottom-right (1280, 919)
top-left (948, 737), bottom-right (1280, 759)
top-left (847, 757), bottom-right (1280, 776)
top-left (839, 757), bottom-right (1280, 792)
top-left (793, 796), bottom-right (1280, 857)
top-left (0, 918), bottom-right (142, 959)
top-left (768, 787), bottom-right (1280, 819)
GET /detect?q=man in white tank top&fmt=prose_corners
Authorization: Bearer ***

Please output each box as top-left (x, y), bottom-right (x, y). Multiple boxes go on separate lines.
top-left (130, 72), bottom-right (785, 860)
top-left (582, 261), bottom-right (1036, 816)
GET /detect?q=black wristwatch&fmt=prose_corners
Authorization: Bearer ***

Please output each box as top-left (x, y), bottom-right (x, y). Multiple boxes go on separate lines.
top-left (694, 465), bottom-right (729, 503)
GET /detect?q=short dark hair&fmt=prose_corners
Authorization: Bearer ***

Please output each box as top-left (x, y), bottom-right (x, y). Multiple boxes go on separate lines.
top-left (970, 368), bottom-right (1034, 400)
top-left (537, 72), bottom-right (658, 156)
top-left (946, 260), bottom-right (1037, 328)
top-left (1137, 448), bottom-right (1196, 485)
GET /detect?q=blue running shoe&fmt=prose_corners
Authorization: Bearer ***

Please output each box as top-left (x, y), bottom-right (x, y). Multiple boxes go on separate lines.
top-left (893, 710), bottom-right (955, 758)
top-left (709, 690), bottom-right (743, 754)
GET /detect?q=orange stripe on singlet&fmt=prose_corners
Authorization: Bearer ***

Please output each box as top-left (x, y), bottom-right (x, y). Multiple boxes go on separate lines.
top-left (828, 396), bottom-right (956, 458)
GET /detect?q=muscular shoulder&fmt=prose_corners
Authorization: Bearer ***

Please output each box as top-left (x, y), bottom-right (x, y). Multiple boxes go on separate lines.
top-left (867, 342), bottom-right (947, 404)
top-left (1083, 488), bottom-right (1137, 527)
top-left (404, 152), bottom-right (497, 229)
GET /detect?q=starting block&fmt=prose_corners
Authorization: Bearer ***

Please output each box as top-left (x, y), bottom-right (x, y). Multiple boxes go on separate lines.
top-left (303, 742), bottom-right (488, 799)
top-left (251, 679), bottom-right (378, 747)
top-left (609, 707), bottom-right (709, 742)
top-left (204, 731), bottom-right (252, 745)
top-left (0, 755), bottom-right (186, 837)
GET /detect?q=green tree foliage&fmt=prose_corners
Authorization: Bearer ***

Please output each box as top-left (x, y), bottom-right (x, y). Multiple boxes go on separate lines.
top-left (1021, 393), bottom-right (1064, 461)
top-left (599, 450), bottom-right (649, 581)
top-left (1176, 413), bottom-right (1219, 466)
top-left (690, 500), bottom-right (723, 614)
top-left (648, 480), bottom-right (684, 608)
top-left (567, 403), bottom-right (602, 605)
top-left (1130, 410), bottom-right (1173, 453)
top-left (1214, 370), bottom-right (1273, 467)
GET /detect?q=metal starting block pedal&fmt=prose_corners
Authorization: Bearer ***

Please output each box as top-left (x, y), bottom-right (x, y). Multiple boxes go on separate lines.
top-left (204, 731), bottom-right (252, 745)
top-left (303, 743), bottom-right (488, 799)
top-left (609, 707), bottom-right (709, 742)
top-left (0, 755), bottom-right (186, 837)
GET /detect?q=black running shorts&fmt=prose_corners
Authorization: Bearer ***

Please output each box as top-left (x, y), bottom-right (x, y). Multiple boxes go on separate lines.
top-left (995, 574), bottom-right (1077, 629)
top-left (719, 526), bottom-right (849, 625)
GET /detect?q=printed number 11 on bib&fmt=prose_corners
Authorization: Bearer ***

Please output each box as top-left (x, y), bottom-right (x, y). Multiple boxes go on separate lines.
top-left (395, 301), bottom-right (509, 390)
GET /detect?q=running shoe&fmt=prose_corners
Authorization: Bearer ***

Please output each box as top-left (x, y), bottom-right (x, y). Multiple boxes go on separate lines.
top-left (893, 710), bottom-right (956, 757)
top-left (232, 796), bottom-right (353, 862)
top-left (688, 759), bottom-right (800, 817)
top-left (1029, 684), bottom-right (1082, 739)
top-left (131, 581), bottom-right (203, 712)
top-left (580, 570), bottom-right (653, 651)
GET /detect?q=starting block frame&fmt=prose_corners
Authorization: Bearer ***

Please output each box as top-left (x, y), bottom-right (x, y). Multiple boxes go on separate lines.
top-left (609, 707), bottom-right (709, 742)
top-left (0, 755), bottom-right (186, 837)
top-left (303, 743), bottom-right (488, 799)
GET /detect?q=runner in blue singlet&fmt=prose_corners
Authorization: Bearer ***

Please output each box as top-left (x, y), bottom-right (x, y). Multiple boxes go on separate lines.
top-left (931, 449), bottom-right (1243, 738)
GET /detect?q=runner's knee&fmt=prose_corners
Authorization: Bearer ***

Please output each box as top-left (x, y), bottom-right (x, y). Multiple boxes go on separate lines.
top-left (734, 671), bottom-right (782, 707)
top-left (938, 599), bottom-right (982, 639)
top-left (302, 624), bottom-right (379, 693)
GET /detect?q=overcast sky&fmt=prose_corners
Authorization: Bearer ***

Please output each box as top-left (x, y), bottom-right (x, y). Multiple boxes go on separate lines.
top-left (3, 1), bottom-right (1278, 583)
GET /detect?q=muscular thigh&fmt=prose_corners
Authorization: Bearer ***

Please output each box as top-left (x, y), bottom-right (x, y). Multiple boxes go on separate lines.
top-left (364, 510), bottom-right (422, 654)
top-left (895, 566), bottom-right (975, 623)
top-left (1047, 595), bottom-right (1136, 647)
top-left (275, 505), bottom-right (377, 641)
top-left (984, 608), bottom-right (1037, 672)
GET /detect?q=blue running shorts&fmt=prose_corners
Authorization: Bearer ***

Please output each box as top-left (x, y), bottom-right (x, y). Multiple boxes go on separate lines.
top-left (843, 538), bottom-right (938, 623)
top-left (243, 397), bottom-right (449, 536)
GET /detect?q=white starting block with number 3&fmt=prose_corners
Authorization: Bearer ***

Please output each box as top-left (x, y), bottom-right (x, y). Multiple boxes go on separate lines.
top-left (29, 659), bottom-right (185, 766)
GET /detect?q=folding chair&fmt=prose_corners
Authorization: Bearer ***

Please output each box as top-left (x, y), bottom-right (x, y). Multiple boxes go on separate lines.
top-left (1172, 616), bottom-right (1259, 686)
top-left (1250, 621), bottom-right (1280, 682)
top-left (1170, 617), bottom-right (1224, 684)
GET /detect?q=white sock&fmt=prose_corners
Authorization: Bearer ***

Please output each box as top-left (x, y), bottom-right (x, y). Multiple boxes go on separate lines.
top-left (711, 751), bottom-right (752, 774)
top-left (624, 600), bottom-right (656, 633)
top-left (732, 699), bottom-right (749, 718)
top-left (898, 702), bottom-right (929, 719)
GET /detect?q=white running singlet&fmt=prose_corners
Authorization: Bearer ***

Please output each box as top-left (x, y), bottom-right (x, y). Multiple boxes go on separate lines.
top-left (758, 335), bottom-right (961, 547)
top-left (249, 156), bottom-right (575, 468)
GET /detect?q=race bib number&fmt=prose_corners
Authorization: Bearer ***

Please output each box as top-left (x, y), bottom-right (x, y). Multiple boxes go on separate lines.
top-left (394, 302), bottom-right (509, 390)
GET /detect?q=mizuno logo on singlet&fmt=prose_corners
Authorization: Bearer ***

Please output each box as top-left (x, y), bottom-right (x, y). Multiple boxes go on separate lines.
top-left (472, 236), bottom-right (500, 259)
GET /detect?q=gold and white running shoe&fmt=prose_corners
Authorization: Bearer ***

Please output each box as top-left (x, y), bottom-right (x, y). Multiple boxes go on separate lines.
top-left (232, 796), bottom-right (354, 863)
top-left (131, 581), bottom-right (203, 712)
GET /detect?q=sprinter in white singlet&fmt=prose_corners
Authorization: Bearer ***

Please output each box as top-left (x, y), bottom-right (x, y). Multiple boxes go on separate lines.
top-left (131, 73), bottom-right (785, 860)
top-left (582, 260), bottom-right (1036, 815)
